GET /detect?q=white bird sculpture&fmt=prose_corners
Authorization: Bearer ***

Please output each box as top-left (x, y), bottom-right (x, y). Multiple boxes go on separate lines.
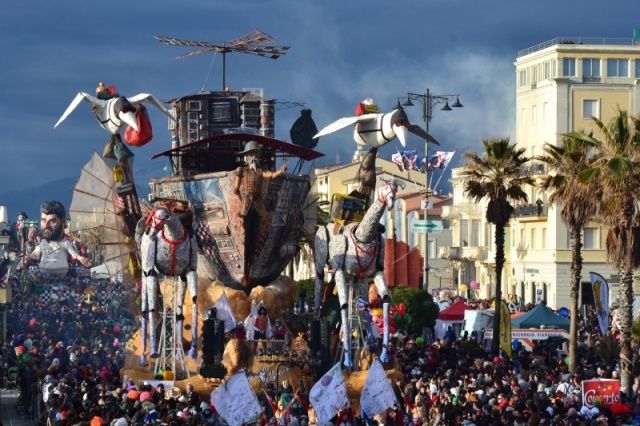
top-left (54, 92), bottom-right (175, 135)
top-left (313, 104), bottom-right (440, 148)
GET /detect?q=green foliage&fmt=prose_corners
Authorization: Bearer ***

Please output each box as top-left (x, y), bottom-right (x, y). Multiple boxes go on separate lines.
top-left (294, 278), bottom-right (316, 304)
top-left (389, 286), bottom-right (439, 331)
top-left (596, 334), bottom-right (620, 361)
top-left (632, 319), bottom-right (640, 347)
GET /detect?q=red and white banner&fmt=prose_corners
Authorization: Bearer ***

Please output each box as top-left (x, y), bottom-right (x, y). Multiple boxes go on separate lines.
top-left (582, 379), bottom-right (620, 409)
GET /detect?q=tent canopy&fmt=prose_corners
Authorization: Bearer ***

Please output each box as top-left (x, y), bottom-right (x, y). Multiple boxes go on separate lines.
top-left (511, 303), bottom-right (570, 331)
top-left (438, 300), bottom-right (473, 321)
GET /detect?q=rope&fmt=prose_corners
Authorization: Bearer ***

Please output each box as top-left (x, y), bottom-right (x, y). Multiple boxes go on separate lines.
top-left (201, 51), bottom-right (218, 92)
top-left (349, 227), bottom-right (377, 278)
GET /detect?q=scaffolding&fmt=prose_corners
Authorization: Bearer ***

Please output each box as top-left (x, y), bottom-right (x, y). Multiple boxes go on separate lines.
top-left (155, 276), bottom-right (190, 379)
top-left (334, 280), bottom-right (370, 371)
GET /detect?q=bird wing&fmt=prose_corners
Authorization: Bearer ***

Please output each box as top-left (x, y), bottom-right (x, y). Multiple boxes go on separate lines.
top-left (407, 124), bottom-right (441, 145)
top-left (313, 115), bottom-right (376, 139)
top-left (54, 92), bottom-right (104, 129)
top-left (128, 94), bottom-right (175, 122)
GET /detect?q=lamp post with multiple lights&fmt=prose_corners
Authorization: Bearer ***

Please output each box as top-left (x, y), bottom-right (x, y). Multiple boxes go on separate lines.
top-left (396, 89), bottom-right (462, 291)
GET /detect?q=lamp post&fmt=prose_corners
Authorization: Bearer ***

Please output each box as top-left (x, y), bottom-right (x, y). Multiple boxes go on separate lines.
top-left (397, 89), bottom-right (463, 291)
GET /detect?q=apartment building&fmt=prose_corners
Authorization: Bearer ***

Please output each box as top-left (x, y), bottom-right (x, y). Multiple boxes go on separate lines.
top-left (442, 36), bottom-right (640, 308)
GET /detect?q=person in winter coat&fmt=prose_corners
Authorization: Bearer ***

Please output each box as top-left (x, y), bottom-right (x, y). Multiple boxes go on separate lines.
top-left (200, 401), bottom-right (218, 425)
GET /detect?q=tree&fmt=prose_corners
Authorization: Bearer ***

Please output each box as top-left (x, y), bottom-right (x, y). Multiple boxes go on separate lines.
top-left (459, 138), bottom-right (533, 355)
top-left (389, 286), bottom-right (439, 332)
top-left (568, 108), bottom-right (640, 395)
top-left (537, 136), bottom-right (596, 373)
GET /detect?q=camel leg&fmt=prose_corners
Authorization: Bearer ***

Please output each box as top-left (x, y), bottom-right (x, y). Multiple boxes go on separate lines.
top-left (373, 271), bottom-right (390, 363)
top-left (140, 315), bottom-right (148, 366)
top-left (176, 277), bottom-right (187, 360)
top-left (140, 277), bottom-right (151, 366)
top-left (148, 277), bottom-right (159, 359)
top-left (334, 269), bottom-right (352, 368)
top-left (314, 226), bottom-right (329, 310)
top-left (187, 270), bottom-right (198, 359)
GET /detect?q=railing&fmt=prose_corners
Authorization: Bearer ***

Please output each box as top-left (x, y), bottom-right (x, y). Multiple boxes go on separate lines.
top-left (462, 246), bottom-right (487, 260)
top-left (518, 37), bottom-right (640, 58)
top-left (582, 76), bottom-right (601, 83)
top-left (438, 246), bottom-right (460, 259)
top-left (513, 205), bottom-right (548, 218)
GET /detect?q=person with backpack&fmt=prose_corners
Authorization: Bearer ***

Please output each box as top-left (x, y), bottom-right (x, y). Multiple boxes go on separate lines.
top-left (444, 326), bottom-right (456, 345)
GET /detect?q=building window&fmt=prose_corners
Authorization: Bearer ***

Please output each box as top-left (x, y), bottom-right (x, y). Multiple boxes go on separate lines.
top-left (531, 66), bottom-right (538, 84)
top-left (531, 146), bottom-right (537, 157)
top-left (519, 69), bottom-right (527, 87)
top-left (543, 102), bottom-right (549, 121)
top-left (544, 62), bottom-right (550, 80)
top-left (520, 228), bottom-right (525, 247)
top-left (530, 228), bottom-right (536, 249)
top-left (583, 99), bottom-right (600, 119)
top-left (552, 60), bottom-right (557, 77)
top-left (532, 105), bottom-right (537, 124)
top-left (542, 228), bottom-right (546, 249)
top-left (582, 58), bottom-right (600, 76)
top-left (484, 223), bottom-right (490, 246)
top-left (563, 58), bottom-right (576, 76)
top-left (471, 220), bottom-right (480, 247)
top-left (636, 60), bottom-right (640, 78)
top-left (521, 108), bottom-right (526, 126)
top-left (584, 228), bottom-right (599, 249)
top-left (428, 240), bottom-right (437, 257)
top-left (607, 59), bottom-right (629, 77)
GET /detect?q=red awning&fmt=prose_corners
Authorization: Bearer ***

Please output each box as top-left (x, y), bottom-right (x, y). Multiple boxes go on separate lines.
top-left (151, 133), bottom-right (325, 161)
top-left (438, 300), bottom-right (474, 321)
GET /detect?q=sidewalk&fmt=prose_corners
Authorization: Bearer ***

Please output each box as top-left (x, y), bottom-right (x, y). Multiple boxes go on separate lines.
top-left (1, 389), bottom-right (36, 426)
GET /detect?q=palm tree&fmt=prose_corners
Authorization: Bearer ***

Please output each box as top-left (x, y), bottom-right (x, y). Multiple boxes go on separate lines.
top-left (537, 136), bottom-right (596, 373)
top-left (568, 108), bottom-right (640, 395)
top-left (460, 138), bottom-right (533, 355)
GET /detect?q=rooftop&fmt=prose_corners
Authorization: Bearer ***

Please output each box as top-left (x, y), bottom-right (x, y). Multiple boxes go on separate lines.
top-left (518, 37), bottom-right (640, 58)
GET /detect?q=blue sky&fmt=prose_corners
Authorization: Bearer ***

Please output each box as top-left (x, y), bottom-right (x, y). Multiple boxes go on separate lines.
top-left (1, 0), bottom-right (638, 206)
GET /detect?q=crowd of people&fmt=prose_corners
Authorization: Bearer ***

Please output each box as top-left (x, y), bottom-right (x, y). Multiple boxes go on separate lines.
top-left (1, 202), bottom-right (637, 426)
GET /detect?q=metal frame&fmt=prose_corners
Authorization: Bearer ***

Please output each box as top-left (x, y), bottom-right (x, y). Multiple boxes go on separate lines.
top-left (334, 280), bottom-right (370, 371)
top-left (155, 276), bottom-right (190, 379)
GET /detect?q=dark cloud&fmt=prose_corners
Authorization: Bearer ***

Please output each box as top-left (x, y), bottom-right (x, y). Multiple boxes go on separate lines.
top-left (1, 0), bottom-right (637, 211)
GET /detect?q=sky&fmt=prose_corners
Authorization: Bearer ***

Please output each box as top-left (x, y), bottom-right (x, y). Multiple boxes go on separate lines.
top-left (1, 0), bottom-right (638, 215)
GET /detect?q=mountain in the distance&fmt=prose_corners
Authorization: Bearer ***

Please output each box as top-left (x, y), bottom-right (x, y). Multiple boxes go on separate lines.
top-left (0, 160), bottom-right (167, 221)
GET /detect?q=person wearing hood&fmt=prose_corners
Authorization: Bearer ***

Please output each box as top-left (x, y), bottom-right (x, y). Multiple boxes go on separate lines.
top-left (200, 401), bottom-right (218, 425)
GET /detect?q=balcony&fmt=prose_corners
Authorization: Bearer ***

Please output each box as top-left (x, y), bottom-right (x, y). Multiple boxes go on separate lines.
top-left (582, 76), bottom-right (601, 83)
top-left (441, 203), bottom-right (483, 219)
top-left (513, 204), bottom-right (548, 219)
top-left (438, 246), bottom-right (460, 259)
top-left (517, 162), bottom-right (547, 178)
top-left (461, 246), bottom-right (488, 261)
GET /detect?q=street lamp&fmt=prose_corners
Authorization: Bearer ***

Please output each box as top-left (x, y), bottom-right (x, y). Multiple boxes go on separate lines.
top-left (397, 89), bottom-right (463, 291)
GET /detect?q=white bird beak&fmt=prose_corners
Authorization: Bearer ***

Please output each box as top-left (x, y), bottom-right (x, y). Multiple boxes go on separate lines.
top-left (395, 125), bottom-right (408, 147)
top-left (120, 111), bottom-right (138, 131)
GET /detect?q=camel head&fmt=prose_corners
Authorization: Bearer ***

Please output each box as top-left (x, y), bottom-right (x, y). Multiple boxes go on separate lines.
top-left (377, 178), bottom-right (406, 210)
top-left (145, 205), bottom-right (174, 237)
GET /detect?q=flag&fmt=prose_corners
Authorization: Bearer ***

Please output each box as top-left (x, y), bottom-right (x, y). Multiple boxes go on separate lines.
top-left (361, 359), bottom-right (397, 418)
top-left (310, 363), bottom-right (349, 426)
top-left (422, 151), bottom-right (456, 172)
top-left (400, 149), bottom-right (419, 171)
top-left (590, 272), bottom-right (609, 338)
top-left (499, 299), bottom-right (512, 356)
top-left (634, 28), bottom-right (640, 39)
top-left (213, 292), bottom-right (237, 333)
top-left (210, 369), bottom-right (262, 426)
top-left (391, 153), bottom-right (405, 172)
top-left (0, 269), bottom-right (10, 288)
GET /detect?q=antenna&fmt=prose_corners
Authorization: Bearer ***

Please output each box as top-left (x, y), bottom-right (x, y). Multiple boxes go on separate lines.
top-left (155, 29), bottom-right (290, 91)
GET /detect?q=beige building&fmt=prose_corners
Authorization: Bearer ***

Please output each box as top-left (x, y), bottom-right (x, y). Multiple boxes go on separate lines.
top-left (443, 37), bottom-right (640, 309)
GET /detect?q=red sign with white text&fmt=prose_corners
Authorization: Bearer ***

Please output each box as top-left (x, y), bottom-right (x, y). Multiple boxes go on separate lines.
top-left (582, 379), bottom-right (621, 409)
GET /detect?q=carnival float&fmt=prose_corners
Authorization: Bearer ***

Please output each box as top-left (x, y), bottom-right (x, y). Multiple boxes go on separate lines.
top-left (27, 29), bottom-right (447, 423)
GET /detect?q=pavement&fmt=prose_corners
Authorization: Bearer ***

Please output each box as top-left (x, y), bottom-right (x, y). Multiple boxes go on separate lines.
top-left (1, 388), bottom-right (37, 426)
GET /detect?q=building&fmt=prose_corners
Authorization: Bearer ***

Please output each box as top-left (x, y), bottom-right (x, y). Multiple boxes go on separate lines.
top-left (443, 36), bottom-right (640, 308)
